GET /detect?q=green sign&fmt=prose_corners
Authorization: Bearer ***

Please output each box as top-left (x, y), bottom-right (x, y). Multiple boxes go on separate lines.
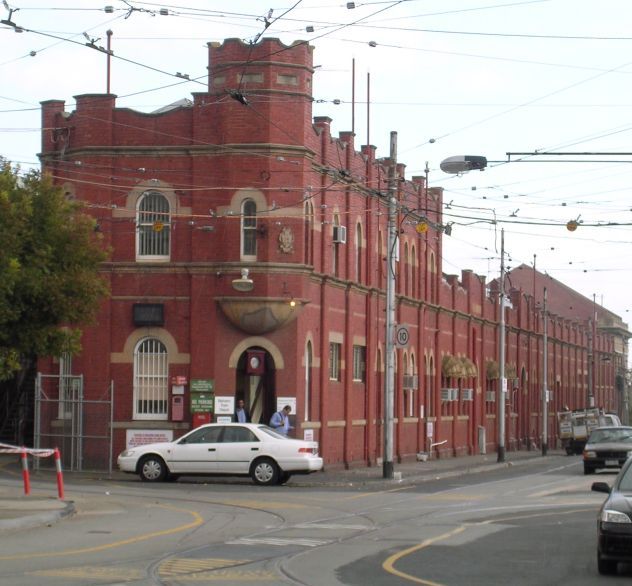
top-left (191, 392), bottom-right (215, 413)
top-left (190, 378), bottom-right (214, 393)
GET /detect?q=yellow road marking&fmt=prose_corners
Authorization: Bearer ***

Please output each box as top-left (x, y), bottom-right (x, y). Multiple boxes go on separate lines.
top-left (160, 557), bottom-right (250, 575)
top-left (0, 504), bottom-right (203, 561)
top-left (382, 527), bottom-right (466, 585)
top-left (382, 507), bottom-right (593, 584)
top-left (30, 566), bottom-right (276, 582)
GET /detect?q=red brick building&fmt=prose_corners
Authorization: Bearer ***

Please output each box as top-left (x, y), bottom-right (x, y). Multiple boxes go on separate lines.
top-left (38, 38), bottom-right (627, 469)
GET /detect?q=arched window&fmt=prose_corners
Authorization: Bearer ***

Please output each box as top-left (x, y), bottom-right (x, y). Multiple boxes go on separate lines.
top-left (427, 355), bottom-right (434, 417)
top-left (355, 222), bottom-right (362, 282)
top-left (133, 338), bottom-right (168, 419)
top-left (406, 354), bottom-right (416, 417)
top-left (404, 242), bottom-right (409, 296)
top-left (137, 191), bottom-right (170, 260)
top-left (430, 252), bottom-right (437, 303)
top-left (377, 230), bottom-right (384, 289)
top-left (241, 199), bottom-right (257, 258)
top-left (411, 244), bottom-right (417, 298)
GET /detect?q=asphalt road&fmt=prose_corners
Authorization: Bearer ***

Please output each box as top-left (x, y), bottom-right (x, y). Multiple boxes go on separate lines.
top-left (0, 456), bottom-right (624, 585)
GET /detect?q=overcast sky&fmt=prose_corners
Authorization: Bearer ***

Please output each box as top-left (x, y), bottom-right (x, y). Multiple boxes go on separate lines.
top-left (3, 0), bottom-right (632, 328)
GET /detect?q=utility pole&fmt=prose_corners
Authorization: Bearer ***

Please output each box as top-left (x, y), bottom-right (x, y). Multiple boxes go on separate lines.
top-left (497, 228), bottom-right (506, 463)
top-left (383, 131), bottom-right (397, 480)
top-left (542, 287), bottom-right (548, 456)
top-left (588, 317), bottom-right (594, 408)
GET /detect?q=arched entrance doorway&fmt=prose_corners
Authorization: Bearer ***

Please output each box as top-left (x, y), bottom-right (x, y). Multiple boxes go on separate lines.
top-left (235, 347), bottom-right (276, 425)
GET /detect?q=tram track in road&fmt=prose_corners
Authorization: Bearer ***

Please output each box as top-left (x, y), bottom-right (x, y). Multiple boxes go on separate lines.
top-left (1, 460), bottom-right (598, 585)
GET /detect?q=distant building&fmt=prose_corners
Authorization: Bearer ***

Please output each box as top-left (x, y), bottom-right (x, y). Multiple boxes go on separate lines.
top-left (37, 38), bottom-right (628, 470)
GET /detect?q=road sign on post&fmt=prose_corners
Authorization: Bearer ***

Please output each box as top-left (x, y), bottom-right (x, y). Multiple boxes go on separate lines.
top-left (395, 325), bottom-right (410, 348)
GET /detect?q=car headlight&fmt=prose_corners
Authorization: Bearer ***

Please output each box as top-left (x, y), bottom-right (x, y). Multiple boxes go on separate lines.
top-left (584, 450), bottom-right (596, 459)
top-left (119, 449), bottom-right (136, 458)
top-left (601, 509), bottom-right (632, 524)
top-left (627, 450), bottom-right (632, 459)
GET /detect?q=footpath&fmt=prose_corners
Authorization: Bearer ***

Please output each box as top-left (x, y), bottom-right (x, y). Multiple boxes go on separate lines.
top-left (0, 449), bottom-right (569, 532)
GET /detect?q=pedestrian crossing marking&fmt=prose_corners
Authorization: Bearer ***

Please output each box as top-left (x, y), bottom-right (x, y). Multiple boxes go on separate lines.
top-left (30, 566), bottom-right (143, 580)
top-left (29, 563), bottom-right (277, 582)
top-left (160, 557), bottom-right (251, 575)
top-left (227, 536), bottom-right (331, 547)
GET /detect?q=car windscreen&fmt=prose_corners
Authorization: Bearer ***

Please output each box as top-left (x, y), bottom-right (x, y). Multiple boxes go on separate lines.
top-left (257, 425), bottom-right (291, 440)
top-left (589, 429), bottom-right (632, 444)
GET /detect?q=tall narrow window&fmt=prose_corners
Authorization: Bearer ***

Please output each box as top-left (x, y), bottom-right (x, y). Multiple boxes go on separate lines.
top-left (406, 354), bottom-right (416, 417)
top-left (355, 222), bottom-right (362, 282)
top-left (329, 342), bottom-right (341, 381)
top-left (241, 199), bottom-right (257, 258)
top-left (377, 230), bottom-right (384, 289)
top-left (353, 345), bottom-right (366, 382)
top-left (332, 215), bottom-right (340, 277)
top-left (411, 244), bottom-right (417, 298)
top-left (404, 242), bottom-right (410, 296)
top-left (429, 252), bottom-right (437, 303)
top-left (304, 341), bottom-right (313, 420)
top-left (134, 338), bottom-right (168, 419)
top-left (58, 352), bottom-right (73, 419)
top-left (137, 191), bottom-right (170, 260)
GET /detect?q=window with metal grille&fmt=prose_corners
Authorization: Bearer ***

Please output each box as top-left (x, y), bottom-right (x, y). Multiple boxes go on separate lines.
top-left (137, 191), bottom-right (170, 259)
top-left (352, 345), bottom-right (366, 382)
top-left (58, 352), bottom-right (73, 419)
top-left (329, 342), bottom-right (341, 381)
top-left (133, 338), bottom-right (168, 419)
top-left (241, 199), bottom-right (257, 258)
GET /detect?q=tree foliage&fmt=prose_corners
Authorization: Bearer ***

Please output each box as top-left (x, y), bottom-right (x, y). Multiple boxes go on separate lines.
top-left (0, 160), bottom-right (109, 380)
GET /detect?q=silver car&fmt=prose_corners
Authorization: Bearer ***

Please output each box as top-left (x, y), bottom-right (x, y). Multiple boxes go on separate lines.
top-left (118, 423), bottom-right (323, 486)
top-left (583, 426), bottom-right (632, 475)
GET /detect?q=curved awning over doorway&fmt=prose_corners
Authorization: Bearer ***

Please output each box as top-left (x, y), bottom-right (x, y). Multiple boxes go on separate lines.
top-left (216, 297), bottom-right (308, 335)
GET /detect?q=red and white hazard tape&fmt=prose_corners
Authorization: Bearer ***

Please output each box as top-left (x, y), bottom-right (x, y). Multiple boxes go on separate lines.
top-left (0, 443), bottom-right (64, 499)
top-left (0, 443), bottom-right (55, 457)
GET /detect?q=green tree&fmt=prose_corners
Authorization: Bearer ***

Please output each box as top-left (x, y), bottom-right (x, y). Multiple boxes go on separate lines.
top-left (0, 160), bottom-right (109, 381)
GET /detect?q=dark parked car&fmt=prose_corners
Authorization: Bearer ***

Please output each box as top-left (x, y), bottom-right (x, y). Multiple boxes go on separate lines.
top-left (583, 426), bottom-right (632, 475)
top-left (592, 458), bottom-right (632, 574)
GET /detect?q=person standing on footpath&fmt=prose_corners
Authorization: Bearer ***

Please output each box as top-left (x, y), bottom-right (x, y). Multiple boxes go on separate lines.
top-left (234, 398), bottom-right (251, 423)
top-left (270, 405), bottom-right (293, 436)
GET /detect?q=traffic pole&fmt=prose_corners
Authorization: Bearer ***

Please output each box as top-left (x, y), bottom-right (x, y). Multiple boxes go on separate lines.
top-left (54, 448), bottom-right (64, 499)
top-left (21, 448), bottom-right (31, 496)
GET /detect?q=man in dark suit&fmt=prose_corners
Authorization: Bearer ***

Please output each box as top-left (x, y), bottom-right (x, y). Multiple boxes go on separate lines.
top-left (234, 398), bottom-right (251, 423)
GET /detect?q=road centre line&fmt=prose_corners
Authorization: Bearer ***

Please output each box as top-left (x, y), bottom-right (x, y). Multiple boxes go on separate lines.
top-left (382, 506), bottom-right (592, 585)
top-left (382, 526), bottom-right (466, 586)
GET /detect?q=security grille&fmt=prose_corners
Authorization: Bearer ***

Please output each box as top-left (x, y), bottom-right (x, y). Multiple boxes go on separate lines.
top-left (137, 191), bottom-right (170, 258)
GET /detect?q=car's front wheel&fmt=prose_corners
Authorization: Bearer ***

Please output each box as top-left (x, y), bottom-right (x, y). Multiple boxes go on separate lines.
top-left (584, 465), bottom-right (595, 475)
top-left (139, 455), bottom-right (168, 482)
top-left (597, 554), bottom-right (617, 575)
top-left (251, 457), bottom-right (279, 486)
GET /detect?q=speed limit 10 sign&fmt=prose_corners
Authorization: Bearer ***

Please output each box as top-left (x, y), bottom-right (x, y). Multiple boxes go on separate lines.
top-left (395, 325), bottom-right (410, 348)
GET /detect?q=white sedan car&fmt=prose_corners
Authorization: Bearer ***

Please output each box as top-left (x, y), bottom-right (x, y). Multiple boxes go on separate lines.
top-left (117, 423), bottom-right (323, 486)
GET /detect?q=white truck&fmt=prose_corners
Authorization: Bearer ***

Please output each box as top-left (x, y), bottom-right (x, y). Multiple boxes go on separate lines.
top-left (557, 409), bottom-right (621, 455)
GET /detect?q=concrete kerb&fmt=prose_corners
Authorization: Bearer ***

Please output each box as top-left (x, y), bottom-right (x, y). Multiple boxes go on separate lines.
top-left (0, 499), bottom-right (75, 532)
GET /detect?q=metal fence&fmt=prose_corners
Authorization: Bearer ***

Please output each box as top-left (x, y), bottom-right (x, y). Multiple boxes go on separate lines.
top-left (34, 374), bottom-right (113, 473)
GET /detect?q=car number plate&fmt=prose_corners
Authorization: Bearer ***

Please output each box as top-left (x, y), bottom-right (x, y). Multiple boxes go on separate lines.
top-left (606, 459), bottom-right (619, 466)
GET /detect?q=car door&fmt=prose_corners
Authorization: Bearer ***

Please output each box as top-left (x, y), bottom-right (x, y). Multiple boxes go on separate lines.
top-left (168, 426), bottom-right (223, 473)
top-left (214, 426), bottom-right (262, 474)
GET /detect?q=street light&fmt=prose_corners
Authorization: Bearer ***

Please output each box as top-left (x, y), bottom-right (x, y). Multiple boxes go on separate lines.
top-left (442, 155), bottom-right (513, 463)
top-left (439, 155), bottom-right (488, 174)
